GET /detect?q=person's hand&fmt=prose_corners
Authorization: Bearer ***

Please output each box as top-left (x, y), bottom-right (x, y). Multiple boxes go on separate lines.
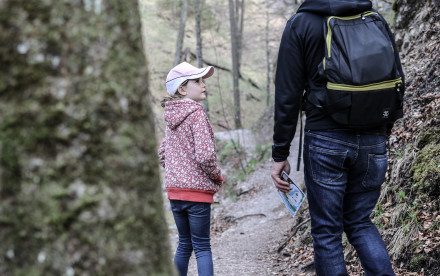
top-left (271, 160), bottom-right (291, 193)
top-left (214, 174), bottom-right (223, 186)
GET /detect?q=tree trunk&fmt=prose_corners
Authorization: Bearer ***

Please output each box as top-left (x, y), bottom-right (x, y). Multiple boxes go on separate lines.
top-left (265, 0), bottom-right (271, 106)
top-left (195, 0), bottom-right (210, 117)
top-left (0, 0), bottom-right (175, 274)
top-left (236, 0), bottom-right (245, 73)
top-left (174, 0), bottom-right (188, 66)
top-left (228, 0), bottom-right (242, 129)
top-left (195, 0), bottom-right (203, 68)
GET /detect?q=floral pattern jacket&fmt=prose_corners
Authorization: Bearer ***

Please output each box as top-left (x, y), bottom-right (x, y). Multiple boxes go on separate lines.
top-left (158, 99), bottom-right (222, 203)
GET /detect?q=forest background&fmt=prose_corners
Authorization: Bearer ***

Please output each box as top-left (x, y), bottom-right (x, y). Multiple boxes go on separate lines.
top-left (143, 0), bottom-right (440, 275)
top-left (0, 0), bottom-right (439, 275)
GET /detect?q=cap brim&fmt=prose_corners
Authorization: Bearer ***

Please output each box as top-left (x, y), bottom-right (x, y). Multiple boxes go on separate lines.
top-left (200, 66), bottom-right (214, 79)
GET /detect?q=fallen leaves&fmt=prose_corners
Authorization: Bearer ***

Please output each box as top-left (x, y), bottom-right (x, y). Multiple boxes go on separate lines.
top-left (411, 208), bottom-right (440, 256)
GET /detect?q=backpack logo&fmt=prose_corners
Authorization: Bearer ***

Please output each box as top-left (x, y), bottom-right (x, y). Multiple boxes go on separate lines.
top-left (316, 11), bottom-right (404, 129)
top-left (382, 109), bottom-right (390, 119)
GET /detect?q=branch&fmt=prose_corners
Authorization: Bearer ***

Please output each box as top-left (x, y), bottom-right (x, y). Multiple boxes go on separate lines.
top-left (216, 122), bottom-right (231, 130)
top-left (185, 50), bottom-right (262, 90)
top-left (300, 260), bottom-right (314, 270)
top-left (229, 213), bottom-right (266, 223)
top-left (246, 93), bottom-right (261, 102)
top-left (239, 72), bottom-right (261, 90)
top-left (277, 218), bottom-right (311, 253)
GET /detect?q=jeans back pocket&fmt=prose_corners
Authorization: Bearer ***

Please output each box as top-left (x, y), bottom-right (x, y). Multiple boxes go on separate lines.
top-left (309, 145), bottom-right (348, 184)
top-left (361, 153), bottom-right (387, 190)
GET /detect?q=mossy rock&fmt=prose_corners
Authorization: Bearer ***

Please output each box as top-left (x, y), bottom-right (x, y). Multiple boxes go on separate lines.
top-left (408, 252), bottom-right (429, 271)
top-left (411, 129), bottom-right (440, 198)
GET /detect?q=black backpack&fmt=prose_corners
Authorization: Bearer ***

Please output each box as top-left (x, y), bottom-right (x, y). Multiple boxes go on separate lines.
top-left (315, 10), bottom-right (404, 128)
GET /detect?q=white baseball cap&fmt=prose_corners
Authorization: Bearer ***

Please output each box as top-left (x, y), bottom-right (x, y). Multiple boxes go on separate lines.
top-left (165, 62), bottom-right (214, 95)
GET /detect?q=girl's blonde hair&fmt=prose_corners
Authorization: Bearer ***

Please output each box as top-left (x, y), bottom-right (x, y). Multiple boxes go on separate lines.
top-left (160, 80), bottom-right (188, 107)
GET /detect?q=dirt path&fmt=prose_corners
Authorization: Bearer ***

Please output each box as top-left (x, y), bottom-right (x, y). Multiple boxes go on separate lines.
top-left (185, 135), bottom-right (307, 275)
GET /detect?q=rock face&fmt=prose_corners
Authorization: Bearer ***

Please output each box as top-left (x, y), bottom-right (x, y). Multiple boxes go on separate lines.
top-left (372, 0), bottom-right (392, 13)
top-left (0, 1), bottom-right (173, 275)
top-left (382, 1), bottom-right (440, 275)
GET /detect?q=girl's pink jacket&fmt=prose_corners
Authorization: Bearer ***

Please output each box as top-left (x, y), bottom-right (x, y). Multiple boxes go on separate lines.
top-left (158, 99), bottom-right (222, 203)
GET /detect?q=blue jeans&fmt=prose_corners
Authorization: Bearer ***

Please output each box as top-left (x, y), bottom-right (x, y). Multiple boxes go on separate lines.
top-left (170, 200), bottom-right (213, 276)
top-left (303, 130), bottom-right (395, 276)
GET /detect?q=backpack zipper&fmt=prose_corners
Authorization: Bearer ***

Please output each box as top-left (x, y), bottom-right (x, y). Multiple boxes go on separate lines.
top-left (327, 78), bottom-right (402, 91)
top-left (326, 11), bottom-right (378, 58)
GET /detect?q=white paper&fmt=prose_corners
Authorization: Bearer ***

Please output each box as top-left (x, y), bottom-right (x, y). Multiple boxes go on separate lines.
top-left (278, 171), bottom-right (305, 218)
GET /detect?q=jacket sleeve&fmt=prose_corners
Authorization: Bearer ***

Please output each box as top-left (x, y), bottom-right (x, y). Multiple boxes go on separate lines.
top-left (158, 135), bottom-right (166, 168)
top-left (272, 18), bottom-right (306, 162)
top-left (191, 110), bottom-right (221, 180)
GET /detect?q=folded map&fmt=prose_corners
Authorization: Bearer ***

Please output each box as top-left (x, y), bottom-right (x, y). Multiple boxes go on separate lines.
top-left (278, 171), bottom-right (305, 218)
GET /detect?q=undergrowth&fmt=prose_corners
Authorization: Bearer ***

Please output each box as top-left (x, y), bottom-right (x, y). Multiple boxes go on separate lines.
top-left (216, 138), bottom-right (272, 200)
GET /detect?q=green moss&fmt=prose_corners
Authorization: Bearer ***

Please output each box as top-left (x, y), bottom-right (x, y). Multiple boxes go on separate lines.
top-left (48, 196), bottom-right (101, 231)
top-left (391, 0), bottom-right (398, 12)
top-left (430, 221), bottom-right (440, 231)
top-left (411, 130), bottom-right (440, 197)
top-left (416, 129), bottom-right (440, 149)
top-left (409, 252), bottom-right (429, 271)
top-left (304, 236), bottom-right (314, 245)
top-left (410, 241), bottom-right (423, 251)
top-left (0, 0), bottom-right (175, 274)
top-left (0, 134), bottom-right (22, 196)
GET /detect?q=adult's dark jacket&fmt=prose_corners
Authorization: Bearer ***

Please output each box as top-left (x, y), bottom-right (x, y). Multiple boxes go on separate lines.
top-left (272, 0), bottom-right (405, 162)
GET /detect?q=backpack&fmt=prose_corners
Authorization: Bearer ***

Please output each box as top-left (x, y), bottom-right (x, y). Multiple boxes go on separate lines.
top-left (315, 10), bottom-right (404, 129)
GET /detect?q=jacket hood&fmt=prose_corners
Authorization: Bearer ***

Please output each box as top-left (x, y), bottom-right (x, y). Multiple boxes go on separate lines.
top-left (297, 0), bottom-right (372, 16)
top-left (163, 99), bottom-right (204, 129)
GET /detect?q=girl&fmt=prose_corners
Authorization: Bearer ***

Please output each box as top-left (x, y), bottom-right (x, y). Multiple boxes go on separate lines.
top-left (158, 62), bottom-right (223, 276)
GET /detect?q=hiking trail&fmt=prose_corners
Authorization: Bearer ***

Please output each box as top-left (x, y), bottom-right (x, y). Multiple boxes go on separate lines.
top-left (183, 131), bottom-right (309, 275)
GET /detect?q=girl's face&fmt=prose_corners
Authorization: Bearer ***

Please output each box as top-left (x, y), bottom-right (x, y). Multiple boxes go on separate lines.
top-left (178, 77), bottom-right (206, 102)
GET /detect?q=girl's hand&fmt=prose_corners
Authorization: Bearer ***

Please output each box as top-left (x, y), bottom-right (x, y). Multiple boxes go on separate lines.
top-left (214, 174), bottom-right (224, 185)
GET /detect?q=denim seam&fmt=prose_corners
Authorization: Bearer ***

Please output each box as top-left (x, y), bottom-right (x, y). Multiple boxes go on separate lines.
top-left (306, 131), bottom-right (387, 150)
top-left (358, 141), bottom-right (387, 149)
top-left (353, 147), bottom-right (359, 164)
top-left (309, 145), bottom-right (347, 155)
top-left (361, 154), bottom-right (372, 190)
top-left (305, 132), bottom-right (358, 148)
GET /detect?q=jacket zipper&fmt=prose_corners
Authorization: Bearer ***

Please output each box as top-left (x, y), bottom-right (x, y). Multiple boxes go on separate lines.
top-left (325, 11), bottom-right (378, 59)
top-left (327, 78), bottom-right (402, 91)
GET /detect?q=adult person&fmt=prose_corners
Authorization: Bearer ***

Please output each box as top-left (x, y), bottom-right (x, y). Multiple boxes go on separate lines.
top-left (271, 0), bottom-right (404, 275)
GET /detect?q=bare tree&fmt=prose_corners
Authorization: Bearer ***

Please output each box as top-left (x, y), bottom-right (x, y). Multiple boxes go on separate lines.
top-left (265, 0), bottom-right (271, 106)
top-left (195, 0), bottom-right (210, 117)
top-left (174, 0), bottom-right (188, 66)
top-left (228, 0), bottom-right (244, 129)
top-left (195, 0), bottom-right (203, 68)
top-left (236, 0), bottom-right (245, 73)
